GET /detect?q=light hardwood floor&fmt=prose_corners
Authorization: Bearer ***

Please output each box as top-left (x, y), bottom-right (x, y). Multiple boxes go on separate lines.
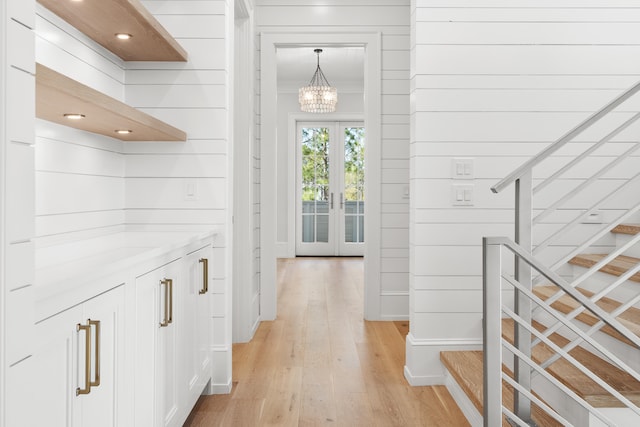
top-left (184, 257), bottom-right (469, 426)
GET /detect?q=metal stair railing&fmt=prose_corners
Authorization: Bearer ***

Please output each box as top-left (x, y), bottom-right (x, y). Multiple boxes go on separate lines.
top-left (484, 237), bottom-right (640, 427)
top-left (488, 80), bottom-right (640, 425)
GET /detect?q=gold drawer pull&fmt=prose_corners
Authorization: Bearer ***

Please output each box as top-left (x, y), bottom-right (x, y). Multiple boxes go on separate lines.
top-left (76, 322), bottom-right (92, 395)
top-left (199, 258), bottom-right (209, 294)
top-left (89, 320), bottom-right (101, 387)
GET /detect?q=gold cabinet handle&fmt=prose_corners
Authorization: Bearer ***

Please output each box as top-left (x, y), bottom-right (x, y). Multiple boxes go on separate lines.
top-left (89, 320), bottom-right (101, 387)
top-left (76, 322), bottom-right (92, 395)
top-left (199, 258), bottom-right (209, 294)
top-left (168, 278), bottom-right (173, 324)
top-left (160, 279), bottom-right (171, 327)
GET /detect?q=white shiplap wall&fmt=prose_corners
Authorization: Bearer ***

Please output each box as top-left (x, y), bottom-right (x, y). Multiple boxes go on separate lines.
top-left (256, 0), bottom-right (411, 319)
top-left (35, 6), bottom-right (126, 246)
top-left (407, 0), bottom-right (640, 385)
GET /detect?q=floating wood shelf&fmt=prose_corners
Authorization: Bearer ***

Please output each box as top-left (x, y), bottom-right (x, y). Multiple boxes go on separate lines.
top-left (36, 64), bottom-right (187, 142)
top-left (37, 0), bottom-right (188, 62)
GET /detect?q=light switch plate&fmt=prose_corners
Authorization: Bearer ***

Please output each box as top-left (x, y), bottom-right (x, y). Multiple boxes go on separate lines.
top-left (452, 158), bottom-right (474, 180)
top-left (452, 184), bottom-right (474, 206)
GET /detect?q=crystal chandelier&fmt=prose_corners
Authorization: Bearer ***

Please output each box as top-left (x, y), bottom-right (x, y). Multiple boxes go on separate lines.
top-left (299, 49), bottom-right (337, 113)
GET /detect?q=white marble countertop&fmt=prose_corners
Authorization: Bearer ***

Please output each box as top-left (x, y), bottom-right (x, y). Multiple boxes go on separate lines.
top-left (35, 230), bottom-right (216, 321)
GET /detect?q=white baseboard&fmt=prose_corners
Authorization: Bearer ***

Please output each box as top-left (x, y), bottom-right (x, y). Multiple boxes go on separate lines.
top-left (405, 333), bottom-right (482, 387)
top-left (275, 242), bottom-right (292, 258)
top-left (208, 378), bottom-right (232, 395)
top-left (444, 369), bottom-right (482, 427)
top-left (403, 365), bottom-right (444, 386)
top-left (381, 314), bottom-right (410, 321)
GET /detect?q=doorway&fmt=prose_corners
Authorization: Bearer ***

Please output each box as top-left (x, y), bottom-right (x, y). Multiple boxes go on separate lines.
top-left (296, 121), bottom-right (365, 256)
top-left (260, 32), bottom-right (382, 321)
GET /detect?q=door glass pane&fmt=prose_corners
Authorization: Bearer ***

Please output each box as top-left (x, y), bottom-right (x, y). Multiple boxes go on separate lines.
top-left (343, 127), bottom-right (365, 244)
top-left (301, 127), bottom-right (330, 244)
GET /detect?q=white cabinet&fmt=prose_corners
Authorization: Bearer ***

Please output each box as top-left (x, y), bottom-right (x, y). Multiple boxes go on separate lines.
top-left (134, 258), bottom-right (182, 427)
top-left (181, 244), bottom-right (213, 413)
top-left (134, 241), bottom-right (214, 427)
top-left (32, 285), bottom-right (125, 427)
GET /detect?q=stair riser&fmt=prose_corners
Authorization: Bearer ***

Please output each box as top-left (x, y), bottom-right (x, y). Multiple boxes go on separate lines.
top-left (571, 267), bottom-right (640, 309)
top-left (614, 233), bottom-right (640, 259)
top-left (501, 350), bottom-right (590, 427)
top-left (534, 310), bottom-right (640, 374)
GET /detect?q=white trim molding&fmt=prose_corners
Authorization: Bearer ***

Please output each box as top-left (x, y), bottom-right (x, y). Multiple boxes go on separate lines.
top-left (260, 31), bottom-right (382, 321)
top-left (404, 333), bottom-right (482, 386)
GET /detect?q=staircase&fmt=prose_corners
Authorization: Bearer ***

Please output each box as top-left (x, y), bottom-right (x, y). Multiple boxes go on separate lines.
top-left (441, 82), bottom-right (640, 425)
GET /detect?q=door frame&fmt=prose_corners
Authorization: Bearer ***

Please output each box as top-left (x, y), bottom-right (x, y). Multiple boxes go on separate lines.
top-left (260, 32), bottom-right (382, 321)
top-left (288, 115), bottom-right (364, 258)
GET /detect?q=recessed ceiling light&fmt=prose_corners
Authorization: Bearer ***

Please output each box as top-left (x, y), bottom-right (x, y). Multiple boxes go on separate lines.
top-left (115, 33), bottom-right (132, 40)
top-left (63, 113), bottom-right (85, 120)
top-left (115, 129), bottom-right (132, 134)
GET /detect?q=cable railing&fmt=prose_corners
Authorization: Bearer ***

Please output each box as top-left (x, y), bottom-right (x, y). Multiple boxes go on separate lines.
top-left (484, 237), bottom-right (640, 426)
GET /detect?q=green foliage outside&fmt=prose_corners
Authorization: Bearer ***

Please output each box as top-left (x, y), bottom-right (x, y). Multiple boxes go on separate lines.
top-left (301, 127), bottom-right (365, 202)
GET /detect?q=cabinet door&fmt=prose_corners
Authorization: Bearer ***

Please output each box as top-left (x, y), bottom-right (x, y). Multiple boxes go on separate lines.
top-left (79, 286), bottom-right (124, 427)
top-left (181, 245), bottom-right (212, 413)
top-left (33, 305), bottom-right (83, 427)
top-left (135, 260), bottom-right (181, 427)
top-left (32, 285), bottom-right (124, 427)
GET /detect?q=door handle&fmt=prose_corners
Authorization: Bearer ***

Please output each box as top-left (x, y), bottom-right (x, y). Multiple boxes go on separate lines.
top-left (89, 320), bottom-right (101, 388)
top-left (76, 321), bottom-right (92, 395)
top-left (330, 192), bottom-right (334, 210)
top-left (160, 278), bottom-right (172, 327)
top-left (199, 258), bottom-right (209, 294)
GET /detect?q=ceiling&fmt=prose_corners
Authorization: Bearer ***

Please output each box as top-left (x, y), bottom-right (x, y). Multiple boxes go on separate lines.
top-left (276, 47), bottom-right (364, 92)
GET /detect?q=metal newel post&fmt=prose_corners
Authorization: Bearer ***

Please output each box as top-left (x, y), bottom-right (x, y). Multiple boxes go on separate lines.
top-left (514, 173), bottom-right (534, 424)
top-left (483, 238), bottom-right (503, 426)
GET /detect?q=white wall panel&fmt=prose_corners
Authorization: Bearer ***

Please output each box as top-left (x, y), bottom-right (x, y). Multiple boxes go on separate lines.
top-left (126, 69), bottom-right (226, 85)
top-left (126, 84), bottom-right (226, 108)
top-left (411, 313), bottom-right (482, 341)
top-left (408, 0), bottom-right (640, 385)
top-left (7, 142), bottom-right (35, 242)
top-left (125, 154), bottom-right (227, 178)
top-left (127, 39), bottom-right (226, 70)
top-left (37, 173), bottom-right (124, 216)
top-left (153, 15), bottom-right (226, 39)
top-left (8, 0), bottom-right (35, 27)
top-left (6, 69), bottom-right (35, 144)
top-left (36, 138), bottom-right (124, 177)
top-left (415, 45), bottom-right (640, 75)
top-left (125, 178), bottom-right (226, 210)
top-left (136, 108), bottom-right (227, 140)
top-left (8, 21), bottom-right (35, 73)
top-left (142, 1), bottom-right (225, 15)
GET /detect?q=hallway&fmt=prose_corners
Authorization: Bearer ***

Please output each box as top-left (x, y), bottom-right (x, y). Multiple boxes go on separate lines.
top-left (184, 257), bottom-right (469, 426)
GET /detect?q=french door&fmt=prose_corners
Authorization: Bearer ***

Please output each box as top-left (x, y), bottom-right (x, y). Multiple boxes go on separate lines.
top-left (296, 121), bottom-right (365, 256)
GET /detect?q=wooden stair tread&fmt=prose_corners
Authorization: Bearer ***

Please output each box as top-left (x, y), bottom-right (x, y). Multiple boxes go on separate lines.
top-left (440, 351), bottom-right (562, 427)
top-left (533, 285), bottom-right (640, 346)
top-left (612, 224), bottom-right (640, 236)
top-left (503, 318), bottom-right (640, 407)
top-left (569, 254), bottom-right (640, 283)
